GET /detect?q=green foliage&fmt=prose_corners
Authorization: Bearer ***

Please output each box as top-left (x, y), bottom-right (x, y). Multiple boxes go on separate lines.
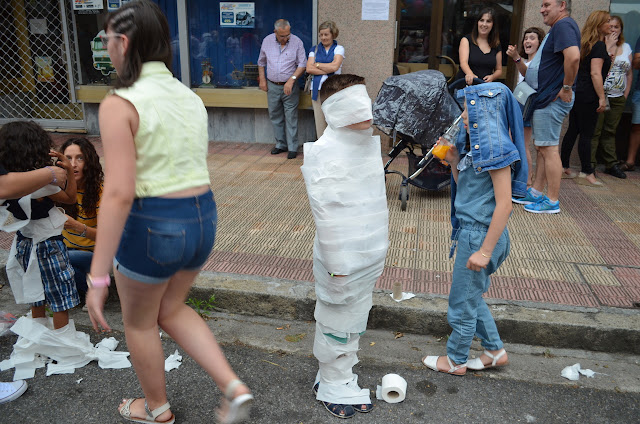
top-left (186, 294), bottom-right (217, 316)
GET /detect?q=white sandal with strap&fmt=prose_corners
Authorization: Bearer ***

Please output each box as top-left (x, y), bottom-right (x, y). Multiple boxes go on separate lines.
top-left (216, 379), bottom-right (254, 424)
top-left (467, 349), bottom-right (508, 370)
top-left (119, 398), bottom-right (175, 424)
top-left (422, 355), bottom-right (467, 376)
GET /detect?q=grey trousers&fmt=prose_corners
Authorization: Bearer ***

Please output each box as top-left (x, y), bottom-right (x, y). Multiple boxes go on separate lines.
top-left (267, 80), bottom-right (300, 152)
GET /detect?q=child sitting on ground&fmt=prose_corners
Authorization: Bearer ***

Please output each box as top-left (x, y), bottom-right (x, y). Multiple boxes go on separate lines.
top-left (301, 74), bottom-right (389, 419)
top-left (0, 121), bottom-right (78, 329)
top-left (423, 82), bottom-right (527, 375)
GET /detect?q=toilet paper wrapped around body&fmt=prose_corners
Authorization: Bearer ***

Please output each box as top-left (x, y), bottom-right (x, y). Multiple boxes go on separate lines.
top-left (301, 84), bottom-right (389, 334)
top-left (376, 373), bottom-right (408, 403)
top-left (302, 83), bottom-right (389, 405)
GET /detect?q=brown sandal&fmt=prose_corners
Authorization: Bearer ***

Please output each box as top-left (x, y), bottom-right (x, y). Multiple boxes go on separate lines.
top-left (619, 162), bottom-right (635, 172)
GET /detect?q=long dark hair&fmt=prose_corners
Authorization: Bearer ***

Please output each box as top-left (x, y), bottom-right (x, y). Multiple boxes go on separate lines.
top-left (59, 138), bottom-right (103, 218)
top-left (105, 0), bottom-right (172, 88)
top-left (471, 7), bottom-right (500, 49)
top-left (0, 121), bottom-right (52, 172)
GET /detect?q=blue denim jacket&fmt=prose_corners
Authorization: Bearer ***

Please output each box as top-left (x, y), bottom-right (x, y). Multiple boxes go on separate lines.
top-left (449, 82), bottom-right (527, 249)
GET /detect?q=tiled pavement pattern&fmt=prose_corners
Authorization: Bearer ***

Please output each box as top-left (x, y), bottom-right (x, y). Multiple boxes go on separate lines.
top-left (2, 136), bottom-right (640, 310)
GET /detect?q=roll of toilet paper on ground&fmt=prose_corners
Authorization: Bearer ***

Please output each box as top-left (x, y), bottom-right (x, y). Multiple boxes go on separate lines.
top-left (375, 373), bottom-right (407, 403)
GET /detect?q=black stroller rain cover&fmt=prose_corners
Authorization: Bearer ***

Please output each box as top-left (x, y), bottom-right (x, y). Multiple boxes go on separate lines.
top-left (373, 70), bottom-right (460, 148)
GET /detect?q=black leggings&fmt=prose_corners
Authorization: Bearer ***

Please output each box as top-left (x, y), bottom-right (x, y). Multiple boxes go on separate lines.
top-left (560, 99), bottom-right (598, 175)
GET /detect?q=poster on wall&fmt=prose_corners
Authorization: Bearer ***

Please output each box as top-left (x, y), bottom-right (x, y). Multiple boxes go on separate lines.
top-left (35, 56), bottom-right (55, 83)
top-left (220, 2), bottom-right (255, 28)
top-left (108, 0), bottom-right (133, 11)
top-left (73, 0), bottom-right (103, 10)
top-left (361, 0), bottom-right (389, 20)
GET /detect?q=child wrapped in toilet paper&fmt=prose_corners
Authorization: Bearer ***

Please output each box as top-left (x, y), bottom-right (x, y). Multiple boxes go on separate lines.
top-left (301, 74), bottom-right (389, 418)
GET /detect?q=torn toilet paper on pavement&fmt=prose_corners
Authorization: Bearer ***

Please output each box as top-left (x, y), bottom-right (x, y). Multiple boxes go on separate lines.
top-left (561, 363), bottom-right (597, 381)
top-left (389, 292), bottom-right (416, 302)
top-left (0, 316), bottom-right (131, 380)
top-left (164, 349), bottom-right (182, 372)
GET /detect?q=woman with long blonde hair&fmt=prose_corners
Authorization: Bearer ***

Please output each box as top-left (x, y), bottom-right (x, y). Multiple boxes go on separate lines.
top-left (560, 10), bottom-right (611, 186)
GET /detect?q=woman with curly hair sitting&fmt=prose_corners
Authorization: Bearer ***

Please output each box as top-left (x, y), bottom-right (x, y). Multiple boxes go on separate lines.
top-left (59, 138), bottom-right (103, 306)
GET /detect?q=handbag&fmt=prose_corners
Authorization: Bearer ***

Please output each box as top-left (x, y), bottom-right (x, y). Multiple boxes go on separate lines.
top-left (513, 81), bottom-right (537, 122)
top-left (304, 44), bottom-right (320, 92)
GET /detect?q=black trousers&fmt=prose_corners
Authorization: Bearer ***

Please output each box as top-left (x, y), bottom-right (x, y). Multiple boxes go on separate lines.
top-left (560, 99), bottom-right (599, 175)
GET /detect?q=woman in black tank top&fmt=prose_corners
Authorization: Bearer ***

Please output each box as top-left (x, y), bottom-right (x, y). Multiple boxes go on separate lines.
top-left (456, 7), bottom-right (502, 85)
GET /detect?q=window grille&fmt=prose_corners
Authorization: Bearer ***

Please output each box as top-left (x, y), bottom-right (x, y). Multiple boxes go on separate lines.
top-left (0, 0), bottom-right (83, 129)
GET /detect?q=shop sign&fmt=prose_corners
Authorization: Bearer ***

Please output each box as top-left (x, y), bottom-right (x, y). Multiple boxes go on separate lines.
top-left (73, 0), bottom-right (103, 11)
top-left (220, 2), bottom-right (255, 28)
top-left (108, 0), bottom-right (133, 11)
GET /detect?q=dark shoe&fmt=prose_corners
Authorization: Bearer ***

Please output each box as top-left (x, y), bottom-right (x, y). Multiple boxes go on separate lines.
top-left (314, 382), bottom-right (371, 415)
top-left (353, 403), bottom-right (374, 413)
top-left (619, 162), bottom-right (635, 172)
top-left (322, 402), bottom-right (356, 419)
top-left (271, 147), bottom-right (286, 155)
top-left (605, 165), bottom-right (627, 179)
top-left (287, 151), bottom-right (297, 159)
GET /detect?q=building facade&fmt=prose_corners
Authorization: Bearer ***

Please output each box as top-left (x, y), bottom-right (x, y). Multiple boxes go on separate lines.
top-left (0, 0), bottom-right (637, 143)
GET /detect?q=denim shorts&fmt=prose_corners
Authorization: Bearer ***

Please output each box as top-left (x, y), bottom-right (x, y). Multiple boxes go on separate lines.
top-left (114, 190), bottom-right (217, 284)
top-left (632, 90), bottom-right (640, 125)
top-left (532, 95), bottom-right (575, 146)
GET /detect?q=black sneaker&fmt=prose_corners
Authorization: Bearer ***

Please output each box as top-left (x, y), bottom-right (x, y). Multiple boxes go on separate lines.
top-left (271, 147), bottom-right (286, 155)
top-left (287, 151), bottom-right (297, 159)
top-left (605, 165), bottom-right (627, 179)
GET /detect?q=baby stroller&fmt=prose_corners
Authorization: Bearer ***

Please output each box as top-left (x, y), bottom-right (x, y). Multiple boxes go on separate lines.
top-left (373, 70), bottom-right (462, 211)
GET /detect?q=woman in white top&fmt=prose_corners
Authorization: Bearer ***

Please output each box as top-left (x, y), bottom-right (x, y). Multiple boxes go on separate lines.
top-left (306, 21), bottom-right (345, 138)
top-left (506, 27), bottom-right (545, 188)
top-left (591, 16), bottom-right (633, 178)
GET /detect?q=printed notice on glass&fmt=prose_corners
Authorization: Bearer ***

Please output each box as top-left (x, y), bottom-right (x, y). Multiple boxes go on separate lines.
top-left (108, 0), bottom-right (133, 11)
top-left (362, 0), bottom-right (389, 20)
top-left (220, 3), bottom-right (255, 28)
top-left (73, 0), bottom-right (103, 10)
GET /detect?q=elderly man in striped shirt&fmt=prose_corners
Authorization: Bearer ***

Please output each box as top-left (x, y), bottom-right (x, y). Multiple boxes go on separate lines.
top-left (258, 19), bottom-right (307, 159)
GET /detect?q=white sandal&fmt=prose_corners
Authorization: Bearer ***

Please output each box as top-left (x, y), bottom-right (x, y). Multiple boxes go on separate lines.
top-left (216, 379), bottom-right (254, 424)
top-left (422, 355), bottom-right (467, 376)
top-left (467, 349), bottom-right (508, 370)
top-left (119, 398), bottom-right (175, 424)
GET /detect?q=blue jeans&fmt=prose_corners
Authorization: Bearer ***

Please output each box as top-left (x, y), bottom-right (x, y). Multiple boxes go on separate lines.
top-left (68, 249), bottom-right (93, 299)
top-left (267, 80), bottom-right (300, 152)
top-left (446, 227), bottom-right (510, 364)
top-left (114, 190), bottom-right (217, 284)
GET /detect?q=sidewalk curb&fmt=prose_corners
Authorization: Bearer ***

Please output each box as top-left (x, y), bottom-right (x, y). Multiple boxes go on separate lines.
top-left (191, 271), bottom-right (640, 355)
top-left (2, 249), bottom-right (638, 355)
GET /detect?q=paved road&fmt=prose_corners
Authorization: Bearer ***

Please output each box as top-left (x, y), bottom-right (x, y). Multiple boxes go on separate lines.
top-left (0, 294), bottom-right (638, 423)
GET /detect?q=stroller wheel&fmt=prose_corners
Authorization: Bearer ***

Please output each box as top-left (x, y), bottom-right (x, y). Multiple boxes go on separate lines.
top-left (400, 185), bottom-right (408, 211)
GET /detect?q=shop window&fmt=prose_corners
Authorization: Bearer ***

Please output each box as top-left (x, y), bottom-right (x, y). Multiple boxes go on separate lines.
top-left (74, 1), bottom-right (179, 85)
top-left (187, 0), bottom-right (312, 88)
top-left (397, 0), bottom-right (517, 81)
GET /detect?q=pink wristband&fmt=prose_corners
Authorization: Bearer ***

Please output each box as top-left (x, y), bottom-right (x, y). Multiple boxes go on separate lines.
top-left (87, 274), bottom-right (111, 288)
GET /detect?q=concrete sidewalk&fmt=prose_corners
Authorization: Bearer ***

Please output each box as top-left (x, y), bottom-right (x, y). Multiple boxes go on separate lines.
top-left (1, 137), bottom-right (639, 354)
